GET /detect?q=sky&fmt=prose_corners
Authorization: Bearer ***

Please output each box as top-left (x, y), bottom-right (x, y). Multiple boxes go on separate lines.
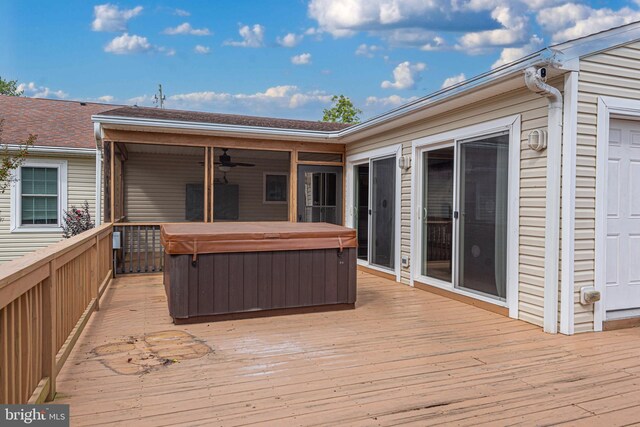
top-left (2, 0), bottom-right (640, 121)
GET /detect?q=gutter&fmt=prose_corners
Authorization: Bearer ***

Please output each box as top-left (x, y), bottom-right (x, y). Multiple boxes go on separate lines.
top-left (524, 67), bottom-right (563, 334)
top-left (3, 144), bottom-right (97, 156)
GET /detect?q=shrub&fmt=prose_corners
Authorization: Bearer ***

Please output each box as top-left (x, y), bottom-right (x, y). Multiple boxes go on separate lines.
top-left (62, 201), bottom-right (94, 238)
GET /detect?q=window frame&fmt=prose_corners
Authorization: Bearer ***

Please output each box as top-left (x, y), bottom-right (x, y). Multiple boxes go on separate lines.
top-left (11, 159), bottom-right (68, 233)
top-left (262, 172), bottom-right (289, 204)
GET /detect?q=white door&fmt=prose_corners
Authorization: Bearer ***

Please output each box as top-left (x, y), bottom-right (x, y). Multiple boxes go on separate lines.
top-left (606, 119), bottom-right (640, 311)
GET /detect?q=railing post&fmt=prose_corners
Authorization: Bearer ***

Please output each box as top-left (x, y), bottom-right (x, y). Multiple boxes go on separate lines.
top-left (93, 236), bottom-right (100, 312)
top-left (42, 260), bottom-right (57, 401)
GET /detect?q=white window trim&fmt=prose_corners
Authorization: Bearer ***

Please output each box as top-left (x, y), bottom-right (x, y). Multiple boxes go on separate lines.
top-left (594, 96), bottom-right (640, 332)
top-left (346, 143), bottom-right (403, 283)
top-left (262, 172), bottom-right (288, 204)
top-left (10, 159), bottom-right (68, 233)
top-left (410, 115), bottom-right (521, 319)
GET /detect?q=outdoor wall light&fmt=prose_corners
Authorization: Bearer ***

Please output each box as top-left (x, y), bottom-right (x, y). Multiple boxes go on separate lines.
top-left (398, 155), bottom-right (411, 170)
top-left (528, 129), bottom-right (548, 151)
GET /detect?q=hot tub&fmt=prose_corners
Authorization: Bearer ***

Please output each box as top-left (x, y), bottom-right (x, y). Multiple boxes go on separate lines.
top-left (161, 222), bottom-right (357, 323)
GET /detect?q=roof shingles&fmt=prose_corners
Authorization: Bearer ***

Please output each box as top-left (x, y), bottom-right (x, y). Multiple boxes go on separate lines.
top-left (97, 106), bottom-right (352, 132)
top-left (0, 95), bottom-right (116, 149)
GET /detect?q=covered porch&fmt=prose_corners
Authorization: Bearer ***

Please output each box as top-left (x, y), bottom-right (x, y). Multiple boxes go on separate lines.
top-left (54, 271), bottom-right (640, 426)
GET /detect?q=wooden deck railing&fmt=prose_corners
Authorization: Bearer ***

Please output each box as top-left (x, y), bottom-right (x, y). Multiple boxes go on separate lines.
top-left (0, 224), bottom-right (113, 404)
top-left (114, 224), bottom-right (163, 274)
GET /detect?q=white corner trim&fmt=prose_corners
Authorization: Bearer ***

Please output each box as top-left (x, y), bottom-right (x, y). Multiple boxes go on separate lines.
top-left (560, 71), bottom-right (578, 335)
top-left (95, 148), bottom-right (102, 227)
top-left (594, 96), bottom-right (640, 332)
top-left (345, 143), bottom-right (403, 282)
top-left (10, 159), bottom-right (68, 233)
top-left (411, 114), bottom-right (520, 317)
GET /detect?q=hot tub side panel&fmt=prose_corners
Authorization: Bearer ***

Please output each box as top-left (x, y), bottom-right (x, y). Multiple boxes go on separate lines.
top-left (164, 248), bottom-right (356, 320)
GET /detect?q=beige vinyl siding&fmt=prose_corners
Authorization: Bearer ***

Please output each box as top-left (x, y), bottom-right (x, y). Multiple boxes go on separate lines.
top-left (124, 150), bottom-right (289, 222)
top-left (214, 152), bottom-right (289, 222)
top-left (124, 151), bottom-right (205, 222)
top-left (347, 85), bottom-right (555, 327)
top-left (574, 41), bottom-right (640, 332)
top-left (0, 154), bottom-right (96, 263)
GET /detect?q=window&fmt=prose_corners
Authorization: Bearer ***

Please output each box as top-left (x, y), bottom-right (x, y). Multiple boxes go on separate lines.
top-left (21, 167), bottom-right (59, 225)
top-left (11, 160), bottom-right (67, 232)
top-left (263, 173), bottom-right (288, 204)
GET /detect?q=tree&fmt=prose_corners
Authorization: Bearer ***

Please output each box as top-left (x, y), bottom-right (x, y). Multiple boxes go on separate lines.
top-left (1, 120), bottom-right (35, 197)
top-left (0, 76), bottom-right (23, 96)
top-left (322, 95), bottom-right (362, 124)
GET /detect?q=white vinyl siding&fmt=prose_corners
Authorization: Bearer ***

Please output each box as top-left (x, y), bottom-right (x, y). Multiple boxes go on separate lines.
top-left (575, 41), bottom-right (640, 332)
top-left (0, 155), bottom-right (96, 263)
top-left (347, 84), bottom-right (555, 327)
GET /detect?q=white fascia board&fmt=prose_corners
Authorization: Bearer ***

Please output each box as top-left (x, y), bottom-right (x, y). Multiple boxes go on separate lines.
top-left (92, 115), bottom-right (341, 142)
top-left (3, 144), bottom-right (98, 156)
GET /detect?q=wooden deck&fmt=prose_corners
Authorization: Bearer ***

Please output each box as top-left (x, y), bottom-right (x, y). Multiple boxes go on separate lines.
top-left (55, 272), bottom-right (640, 426)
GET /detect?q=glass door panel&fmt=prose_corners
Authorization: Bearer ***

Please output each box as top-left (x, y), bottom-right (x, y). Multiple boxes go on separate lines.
top-left (297, 165), bottom-right (343, 225)
top-left (457, 134), bottom-right (509, 298)
top-left (421, 147), bottom-right (454, 282)
top-left (354, 164), bottom-right (369, 260)
top-left (371, 157), bottom-right (395, 269)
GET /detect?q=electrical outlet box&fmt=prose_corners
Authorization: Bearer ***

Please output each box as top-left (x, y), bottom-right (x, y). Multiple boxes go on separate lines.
top-left (113, 231), bottom-right (121, 250)
top-left (580, 286), bottom-right (601, 305)
top-left (401, 255), bottom-right (410, 269)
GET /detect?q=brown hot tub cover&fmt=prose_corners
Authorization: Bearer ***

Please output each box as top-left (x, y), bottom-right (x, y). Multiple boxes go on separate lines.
top-left (160, 222), bottom-right (357, 255)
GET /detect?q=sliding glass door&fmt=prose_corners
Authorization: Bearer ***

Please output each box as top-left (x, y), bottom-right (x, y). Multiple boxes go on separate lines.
top-left (458, 134), bottom-right (509, 298)
top-left (422, 147), bottom-right (454, 282)
top-left (352, 155), bottom-right (396, 271)
top-left (420, 132), bottom-right (509, 301)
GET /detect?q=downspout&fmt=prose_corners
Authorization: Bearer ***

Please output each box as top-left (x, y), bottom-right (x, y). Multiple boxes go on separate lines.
top-left (94, 122), bottom-right (103, 227)
top-left (524, 67), bottom-right (563, 334)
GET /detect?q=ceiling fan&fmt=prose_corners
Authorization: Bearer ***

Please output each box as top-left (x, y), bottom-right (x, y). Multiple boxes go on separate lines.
top-left (215, 148), bottom-right (255, 171)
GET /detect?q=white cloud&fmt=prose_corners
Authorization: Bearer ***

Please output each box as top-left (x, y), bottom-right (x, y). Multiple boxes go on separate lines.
top-left (441, 73), bottom-right (467, 88)
top-left (492, 34), bottom-right (544, 68)
top-left (163, 22), bottom-right (211, 36)
top-left (291, 53), bottom-right (312, 65)
top-left (224, 24), bottom-right (265, 48)
top-left (277, 33), bottom-right (303, 47)
top-left (194, 45), bottom-right (211, 54)
top-left (355, 43), bottom-right (382, 57)
top-left (421, 36), bottom-right (446, 51)
top-left (537, 3), bottom-right (640, 43)
top-left (97, 95), bottom-right (115, 102)
top-left (365, 94), bottom-right (418, 107)
top-left (158, 46), bottom-right (176, 56)
top-left (17, 82), bottom-right (68, 99)
top-left (174, 8), bottom-right (190, 17)
top-left (104, 33), bottom-right (152, 54)
top-left (457, 6), bottom-right (528, 52)
top-left (92, 4), bottom-right (143, 32)
top-left (381, 61), bottom-right (426, 90)
top-left (165, 85), bottom-right (332, 111)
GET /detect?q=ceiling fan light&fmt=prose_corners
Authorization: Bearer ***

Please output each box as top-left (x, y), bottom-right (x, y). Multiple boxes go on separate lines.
top-left (219, 165), bottom-right (231, 172)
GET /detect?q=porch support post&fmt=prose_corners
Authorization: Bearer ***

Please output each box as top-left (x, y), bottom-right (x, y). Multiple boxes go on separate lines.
top-left (210, 147), bottom-right (215, 222)
top-left (110, 141), bottom-right (115, 224)
top-left (103, 141), bottom-right (112, 224)
top-left (289, 149), bottom-right (298, 222)
top-left (204, 147), bottom-right (209, 222)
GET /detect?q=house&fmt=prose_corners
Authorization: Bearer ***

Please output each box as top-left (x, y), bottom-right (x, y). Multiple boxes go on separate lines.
top-left (0, 96), bottom-right (114, 262)
top-left (92, 21), bottom-right (640, 335)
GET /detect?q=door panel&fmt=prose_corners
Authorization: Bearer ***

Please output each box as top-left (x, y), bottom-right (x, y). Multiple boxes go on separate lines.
top-left (607, 120), bottom-right (640, 311)
top-left (297, 165), bottom-right (343, 225)
top-left (457, 134), bottom-right (509, 298)
top-left (371, 157), bottom-right (395, 269)
top-left (421, 147), bottom-right (454, 282)
top-left (355, 164), bottom-right (369, 260)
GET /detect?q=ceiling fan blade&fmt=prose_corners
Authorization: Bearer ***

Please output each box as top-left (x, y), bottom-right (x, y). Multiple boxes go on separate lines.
top-left (232, 162), bottom-right (256, 167)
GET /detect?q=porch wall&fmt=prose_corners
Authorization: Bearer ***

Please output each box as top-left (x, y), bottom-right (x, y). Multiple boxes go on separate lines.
top-left (575, 41), bottom-right (640, 333)
top-left (346, 85), bottom-right (557, 328)
top-left (0, 154), bottom-right (96, 263)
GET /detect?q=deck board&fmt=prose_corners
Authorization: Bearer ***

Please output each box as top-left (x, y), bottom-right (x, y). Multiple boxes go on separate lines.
top-left (55, 272), bottom-right (640, 426)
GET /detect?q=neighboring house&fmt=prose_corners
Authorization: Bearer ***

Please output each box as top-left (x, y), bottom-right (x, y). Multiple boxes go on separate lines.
top-left (92, 22), bottom-right (640, 335)
top-left (0, 95), bottom-right (114, 263)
